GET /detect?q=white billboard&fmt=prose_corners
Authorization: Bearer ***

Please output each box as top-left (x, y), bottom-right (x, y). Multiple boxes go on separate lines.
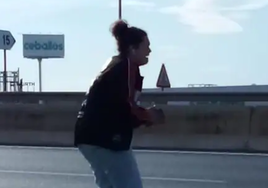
top-left (23, 34), bottom-right (65, 58)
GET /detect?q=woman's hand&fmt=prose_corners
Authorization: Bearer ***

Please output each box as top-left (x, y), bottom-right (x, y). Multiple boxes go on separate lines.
top-left (146, 106), bottom-right (165, 125)
top-left (132, 105), bottom-right (165, 127)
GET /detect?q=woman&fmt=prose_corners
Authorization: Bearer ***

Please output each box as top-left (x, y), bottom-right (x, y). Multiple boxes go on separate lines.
top-left (74, 19), bottom-right (164, 188)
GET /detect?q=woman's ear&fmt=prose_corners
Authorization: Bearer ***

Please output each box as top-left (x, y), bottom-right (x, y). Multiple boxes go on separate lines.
top-left (129, 46), bottom-right (136, 55)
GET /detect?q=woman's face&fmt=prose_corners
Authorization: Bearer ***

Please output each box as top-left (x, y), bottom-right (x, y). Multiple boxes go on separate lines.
top-left (130, 36), bottom-right (151, 66)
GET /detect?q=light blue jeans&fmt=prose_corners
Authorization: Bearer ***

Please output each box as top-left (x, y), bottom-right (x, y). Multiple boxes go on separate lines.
top-left (78, 144), bottom-right (143, 188)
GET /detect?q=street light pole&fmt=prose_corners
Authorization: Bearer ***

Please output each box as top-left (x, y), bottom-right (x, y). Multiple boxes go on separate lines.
top-left (119, 0), bottom-right (122, 19)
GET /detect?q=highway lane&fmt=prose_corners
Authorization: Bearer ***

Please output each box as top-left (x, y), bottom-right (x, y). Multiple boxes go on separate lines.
top-left (0, 146), bottom-right (267, 188)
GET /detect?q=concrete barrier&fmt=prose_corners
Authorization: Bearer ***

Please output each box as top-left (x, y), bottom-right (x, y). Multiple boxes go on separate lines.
top-left (133, 106), bottom-right (251, 150)
top-left (0, 104), bottom-right (79, 132)
top-left (0, 104), bottom-right (77, 146)
top-left (249, 107), bottom-right (268, 151)
top-left (0, 104), bottom-right (256, 152)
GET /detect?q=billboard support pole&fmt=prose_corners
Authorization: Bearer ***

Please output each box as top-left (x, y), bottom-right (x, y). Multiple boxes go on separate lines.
top-left (37, 58), bottom-right (42, 92)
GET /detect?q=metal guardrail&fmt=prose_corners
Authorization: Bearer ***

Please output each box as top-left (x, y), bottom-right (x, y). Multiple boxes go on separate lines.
top-left (1, 91), bottom-right (268, 103)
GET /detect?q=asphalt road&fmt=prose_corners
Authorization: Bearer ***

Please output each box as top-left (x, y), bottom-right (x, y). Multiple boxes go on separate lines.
top-left (0, 146), bottom-right (267, 188)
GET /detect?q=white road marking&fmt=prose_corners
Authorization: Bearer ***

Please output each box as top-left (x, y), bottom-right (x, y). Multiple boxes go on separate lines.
top-left (0, 145), bottom-right (267, 157)
top-left (135, 150), bottom-right (268, 157)
top-left (0, 169), bottom-right (226, 184)
top-left (0, 145), bottom-right (76, 150)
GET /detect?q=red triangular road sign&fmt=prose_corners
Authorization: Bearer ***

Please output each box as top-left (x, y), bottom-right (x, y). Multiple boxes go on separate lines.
top-left (156, 64), bottom-right (171, 88)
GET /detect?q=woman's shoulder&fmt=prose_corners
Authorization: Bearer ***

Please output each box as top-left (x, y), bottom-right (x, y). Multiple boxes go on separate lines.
top-left (109, 55), bottom-right (128, 65)
top-left (101, 55), bottom-right (128, 73)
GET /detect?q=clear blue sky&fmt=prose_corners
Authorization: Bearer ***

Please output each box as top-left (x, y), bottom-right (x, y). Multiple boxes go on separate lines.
top-left (1, 0), bottom-right (268, 91)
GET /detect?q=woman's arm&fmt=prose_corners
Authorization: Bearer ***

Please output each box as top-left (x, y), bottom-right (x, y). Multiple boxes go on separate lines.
top-left (111, 58), bottom-right (152, 126)
top-left (125, 59), bottom-right (152, 123)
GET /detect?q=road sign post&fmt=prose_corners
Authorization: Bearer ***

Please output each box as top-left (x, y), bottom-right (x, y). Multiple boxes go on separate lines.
top-left (0, 30), bottom-right (16, 92)
top-left (156, 63), bottom-right (171, 91)
top-left (3, 50), bottom-right (7, 92)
